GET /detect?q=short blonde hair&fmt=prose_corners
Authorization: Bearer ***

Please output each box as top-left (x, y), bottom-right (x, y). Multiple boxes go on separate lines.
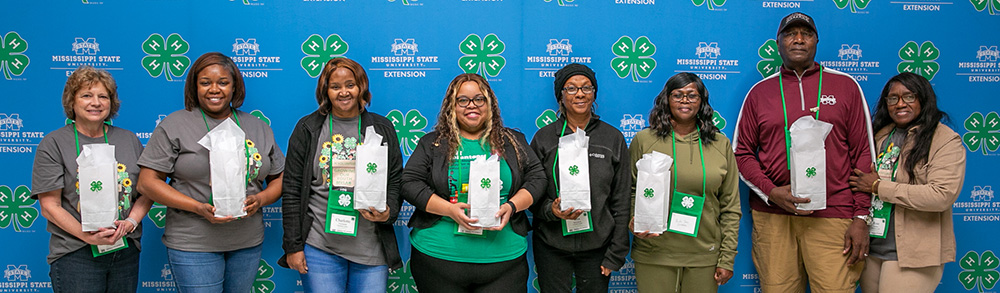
top-left (62, 65), bottom-right (119, 121)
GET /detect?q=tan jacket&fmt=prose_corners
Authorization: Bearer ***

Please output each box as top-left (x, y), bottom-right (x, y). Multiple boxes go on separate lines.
top-left (875, 122), bottom-right (965, 268)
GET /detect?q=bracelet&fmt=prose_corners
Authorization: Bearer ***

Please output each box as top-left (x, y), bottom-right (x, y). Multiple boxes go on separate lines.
top-left (505, 201), bottom-right (517, 212)
top-left (871, 179), bottom-right (880, 196)
top-left (124, 218), bottom-right (138, 233)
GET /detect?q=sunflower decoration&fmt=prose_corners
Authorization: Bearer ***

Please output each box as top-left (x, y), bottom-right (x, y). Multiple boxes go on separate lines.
top-left (245, 139), bottom-right (262, 182)
top-left (322, 141), bottom-right (333, 149)
top-left (246, 139), bottom-right (255, 148)
top-left (116, 163), bottom-right (127, 172)
top-left (332, 134), bottom-right (345, 144)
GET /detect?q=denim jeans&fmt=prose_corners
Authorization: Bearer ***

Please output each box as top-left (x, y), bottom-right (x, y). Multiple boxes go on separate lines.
top-left (49, 239), bottom-right (140, 293)
top-left (301, 244), bottom-right (388, 293)
top-left (166, 244), bottom-right (262, 293)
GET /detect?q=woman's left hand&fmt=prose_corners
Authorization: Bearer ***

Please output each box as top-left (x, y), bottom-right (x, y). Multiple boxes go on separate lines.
top-left (715, 268), bottom-right (733, 285)
top-left (485, 202), bottom-right (514, 231)
top-left (359, 206), bottom-right (390, 223)
top-left (600, 266), bottom-right (613, 276)
top-left (848, 167), bottom-right (880, 193)
top-left (243, 194), bottom-right (262, 216)
top-left (110, 219), bottom-right (135, 240)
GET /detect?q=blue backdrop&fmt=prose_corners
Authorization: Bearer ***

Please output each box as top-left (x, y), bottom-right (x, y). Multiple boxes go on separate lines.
top-left (1, 1), bottom-right (998, 292)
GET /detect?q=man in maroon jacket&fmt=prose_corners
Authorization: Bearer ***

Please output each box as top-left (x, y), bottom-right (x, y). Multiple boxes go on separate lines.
top-left (733, 12), bottom-right (876, 293)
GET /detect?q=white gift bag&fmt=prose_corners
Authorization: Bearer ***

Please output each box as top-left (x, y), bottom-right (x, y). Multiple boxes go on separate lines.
top-left (468, 154), bottom-right (501, 228)
top-left (558, 128), bottom-right (592, 211)
top-left (77, 144), bottom-right (118, 232)
top-left (354, 126), bottom-right (388, 212)
top-left (789, 116), bottom-right (834, 211)
top-left (633, 151), bottom-right (673, 234)
top-left (198, 118), bottom-right (248, 218)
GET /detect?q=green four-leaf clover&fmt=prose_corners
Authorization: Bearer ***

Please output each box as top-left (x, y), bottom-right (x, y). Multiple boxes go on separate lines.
top-left (692, 0), bottom-right (726, 10)
top-left (387, 109), bottom-right (428, 156)
top-left (757, 39), bottom-right (782, 78)
top-left (367, 162), bottom-right (378, 174)
top-left (959, 250), bottom-right (1000, 292)
top-left (90, 181), bottom-right (103, 192)
top-left (643, 188), bottom-right (654, 198)
top-left (569, 165), bottom-right (580, 176)
top-left (898, 41), bottom-right (940, 81)
top-left (387, 260), bottom-right (418, 293)
top-left (712, 111), bottom-right (727, 130)
top-left (141, 33), bottom-right (191, 81)
top-left (536, 109), bottom-right (558, 129)
top-left (834, 0), bottom-right (871, 13)
top-left (611, 36), bottom-right (657, 82)
top-left (806, 167), bottom-right (817, 178)
top-left (971, 0), bottom-right (1000, 15)
top-left (147, 202), bottom-right (167, 228)
top-left (253, 259), bottom-right (276, 293)
top-left (250, 109), bottom-right (271, 126)
top-left (480, 178), bottom-right (492, 189)
top-left (0, 31), bottom-right (29, 80)
top-left (301, 34), bottom-right (350, 78)
top-left (0, 185), bottom-right (38, 232)
top-left (544, 0), bottom-right (575, 6)
top-left (458, 33), bottom-right (507, 77)
top-left (963, 112), bottom-right (1000, 155)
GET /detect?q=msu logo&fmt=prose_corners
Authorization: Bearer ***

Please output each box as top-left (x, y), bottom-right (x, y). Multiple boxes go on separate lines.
top-left (72, 38), bottom-right (100, 55)
top-left (820, 95), bottom-right (837, 106)
top-left (4, 265), bottom-right (30, 281)
top-left (392, 39), bottom-right (418, 56)
top-left (233, 38), bottom-right (260, 56)
top-left (696, 42), bottom-right (720, 59)
top-left (546, 39), bottom-right (572, 56)
top-left (620, 114), bottom-right (646, 132)
top-left (972, 186), bottom-right (994, 202)
top-left (0, 113), bottom-right (23, 131)
top-left (838, 44), bottom-right (862, 61)
top-left (978, 46), bottom-right (999, 62)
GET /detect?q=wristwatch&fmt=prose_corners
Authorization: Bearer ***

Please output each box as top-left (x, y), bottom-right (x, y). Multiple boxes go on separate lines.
top-left (855, 214), bottom-right (873, 226)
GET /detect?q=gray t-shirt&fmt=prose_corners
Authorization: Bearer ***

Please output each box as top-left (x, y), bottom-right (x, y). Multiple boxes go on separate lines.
top-left (138, 109), bottom-right (285, 252)
top-left (305, 114), bottom-right (384, 265)
top-left (870, 127), bottom-right (907, 261)
top-left (32, 124), bottom-right (145, 264)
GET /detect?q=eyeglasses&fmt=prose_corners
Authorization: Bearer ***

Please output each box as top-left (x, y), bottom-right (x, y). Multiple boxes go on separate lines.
top-left (885, 94), bottom-right (917, 105)
top-left (562, 86), bottom-right (595, 95)
top-left (457, 96), bottom-right (487, 107)
top-left (670, 93), bottom-right (701, 102)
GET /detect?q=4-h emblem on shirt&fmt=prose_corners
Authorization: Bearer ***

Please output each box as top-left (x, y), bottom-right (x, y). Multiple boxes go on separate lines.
top-left (643, 188), bottom-right (654, 198)
top-left (366, 162), bottom-right (377, 174)
top-left (682, 196), bottom-right (695, 209)
top-left (806, 167), bottom-right (817, 178)
top-left (338, 193), bottom-right (352, 207)
top-left (480, 178), bottom-right (492, 189)
top-left (90, 181), bottom-right (103, 192)
top-left (568, 165), bottom-right (580, 176)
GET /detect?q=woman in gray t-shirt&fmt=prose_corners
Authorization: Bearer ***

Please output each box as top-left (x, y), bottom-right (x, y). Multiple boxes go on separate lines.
top-left (32, 65), bottom-right (153, 292)
top-left (136, 52), bottom-right (285, 293)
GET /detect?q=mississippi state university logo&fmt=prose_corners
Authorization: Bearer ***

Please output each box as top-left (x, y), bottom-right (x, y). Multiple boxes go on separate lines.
top-left (608, 259), bottom-right (637, 290)
top-left (371, 38), bottom-right (440, 78)
top-left (762, 0), bottom-right (805, 8)
top-left (676, 42), bottom-right (740, 81)
top-left (141, 264), bottom-right (176, 290)
top-left (620, 114), bottom-right (647, 144)
top-left (301, 34), bottom-right (349, 78)
top-left (0, 31), bottom-right (29, 80)
top-left (955, 184), bottom-right (1000, 221)
top-left (898, 40), bottom-right (941, 80)
top-left (52, 37), bottom-right (122, 76)
top-left (458, 33), bottom-right (506, 79)
top-left (611, 36), bottom-right (656, 83)
top-left (957, 45), bottom-right (1000, 83)
top-left (0, 113), bottom-right (44, 153)
top-left (231, 38), bottom-right (282, 79)
top-left (820, 44), bottom-right (880, 82)
top-left (526, 39), bottom-right (593, 78)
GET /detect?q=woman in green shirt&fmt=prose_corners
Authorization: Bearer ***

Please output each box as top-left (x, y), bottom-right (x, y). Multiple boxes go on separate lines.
top-left (401, 73), bottom-right (546, 292)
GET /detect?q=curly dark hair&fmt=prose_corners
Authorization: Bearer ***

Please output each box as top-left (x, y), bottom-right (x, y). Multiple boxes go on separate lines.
top-left (647, 72), bottom-right (719, 145)
top-left (871, 72), bottom-right (949, 183)
top-left (434, 73), bottom-right (522, 165)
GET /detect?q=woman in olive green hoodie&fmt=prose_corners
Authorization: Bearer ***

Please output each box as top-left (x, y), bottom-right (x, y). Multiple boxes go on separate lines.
top-left (628, 72), bottom-right (741, 293)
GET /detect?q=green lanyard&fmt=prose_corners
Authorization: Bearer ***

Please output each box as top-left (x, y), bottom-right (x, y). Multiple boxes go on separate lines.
top-left (779, 66), bottom-right (824, 170)
top-left (552, 119), bottom-right (589, 197)
top-left (327, 113), bottom-right (363, 193)
top-left (73, 122), bottom-right (108, 156)
top-left (671, 128), bottom-right (706, 197)
top-left (876, 128), bottom-right (900, 182)
top-left (200, 109), bottom-right (251, 185)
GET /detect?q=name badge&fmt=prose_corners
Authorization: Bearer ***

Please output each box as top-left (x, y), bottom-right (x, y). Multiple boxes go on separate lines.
top-left (326, 190), bottom-right (359, 236)
top-left (667, 191), bottom-right (705, 237)
top-left (562, 211), bottom-right (594, 235)
top-left (92, 238), bottom-right (128, 257)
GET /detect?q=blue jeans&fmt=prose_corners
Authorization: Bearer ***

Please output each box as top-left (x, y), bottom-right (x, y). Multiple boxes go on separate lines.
top-left (50, 239), bottom-right (140, 293)
top-left (301, 244), bottom-right (388, 293)
top-left (166, 244), bottom-right (262, 293)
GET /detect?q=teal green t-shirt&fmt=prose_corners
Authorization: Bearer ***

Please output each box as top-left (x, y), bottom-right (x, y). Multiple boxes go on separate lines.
top-left (410, 137), bottom-right (526, 263)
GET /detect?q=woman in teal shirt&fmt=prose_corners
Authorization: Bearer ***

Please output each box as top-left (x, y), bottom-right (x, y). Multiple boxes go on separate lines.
top-left (401, 73), bottom-right (546, 292)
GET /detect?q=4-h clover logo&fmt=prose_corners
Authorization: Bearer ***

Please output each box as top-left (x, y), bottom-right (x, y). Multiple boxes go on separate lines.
top-left (898, 41), bottom-right (941, 80)
top-left (971, 0), bottom-right (1000, 15)
top-left (387, 260), bottom-right (418, 293)
top-left (367, 162), bottom-right (378, 174)
top-left (611, 36), bottom-right (657, 82)
top-left (90, 180), bottom-right (103, 192)
top-left (692, 0), bottom-right (725, 10)
top-left (712, 111), bottom-right (726, 130)
top-left (568, 165), bottom-right (580, 176)
top-left (872, 197), bottom-right (884, 211)
top-left (757, 39), bottom-right (782, 77)
top-left (458, 33), bottom-right (506, 77)
top-left (643, 188), bottom-right (655, 198)
top-left (480, 178), bottom-right (492, 189)
top-left (681, 196), bottom-right (695, 209)
top-left (338, 193), bottom-right (352, 207)
top-left (301, 34), bottom-right (349, 78)
top-left (0, 31), bottom-right (29, 80)
top-left (834, 0), bottom-right (871, 13)
top-left (253, 259), bottom-right (276, 293)
top-left (147, 202), bottom-right (167, 229)
top-left (544, 0), bottom-right (575, 6)
top-left (141, 33), bottom-right (191, 81)
top-left (387, 109), bottom-right (428, 156)
top-left (963, 112), bottom-right (1000, 155)
top-left (0, 185), bottom-right (38, 232)
top-left (536, 109), bottom-right (557, 129)
top-left (250, 110), bottom-right (271, 126)
top-left (959, 250), bottom-right (999, 292)
top-left (806, 167), bottom-right (817, 178)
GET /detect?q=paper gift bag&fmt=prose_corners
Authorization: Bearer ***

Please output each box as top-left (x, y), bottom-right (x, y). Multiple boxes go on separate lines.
top-left (633, 151), bottom-right (673, 234)
top-left (78, 143), bottom-right (118, 232)
top-left (468, 154), bottom-right (501, 228)
top-left (354, 126), bottom-right (388, 212)
top-left (198, 118), bottom-right (248, 218)
top-left (789, 115), bottom-right (834, 211)
top-left (558, 128), bottom-right (592, 211)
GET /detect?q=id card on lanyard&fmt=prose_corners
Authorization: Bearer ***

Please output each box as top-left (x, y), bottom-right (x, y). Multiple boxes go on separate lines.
top-left (666, 129), bottom-right (707, 237)
top-left (870, 130), bottom-right (899, 238)
top-left (554, 120), bottom-right (594, 236)
top-left (324, 115), bottom-right (361, 237)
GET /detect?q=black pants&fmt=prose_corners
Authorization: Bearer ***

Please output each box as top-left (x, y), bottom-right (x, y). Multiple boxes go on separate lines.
top-left (532, 239), bottom-right (611, 293)
top-left (410, 247), bottom-right (528, 293)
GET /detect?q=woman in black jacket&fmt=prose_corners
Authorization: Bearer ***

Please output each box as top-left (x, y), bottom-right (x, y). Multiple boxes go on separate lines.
top-left (278, 58), bottom-right (403, 293)
top-left (401, 73), bottom-right (546, 292)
